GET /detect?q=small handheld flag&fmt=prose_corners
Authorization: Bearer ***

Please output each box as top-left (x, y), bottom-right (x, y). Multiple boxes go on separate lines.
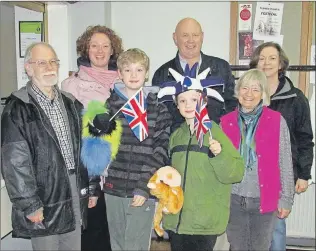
top-left (194, 95), bottom-right (212, 147)
top-left (121, 89), bottom-right (149, 142)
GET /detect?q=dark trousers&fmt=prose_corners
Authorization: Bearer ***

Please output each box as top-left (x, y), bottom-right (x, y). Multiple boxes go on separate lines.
top-left (168, 231), bottom-right (217, 251)
top-left (81, 194), bottom-right (111, 251)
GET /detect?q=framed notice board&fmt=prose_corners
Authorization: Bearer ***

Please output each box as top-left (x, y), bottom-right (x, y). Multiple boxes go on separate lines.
top-left (19, 21), bottom-right (43, 58)
top-left (229, 1), bottom-right (315, 96)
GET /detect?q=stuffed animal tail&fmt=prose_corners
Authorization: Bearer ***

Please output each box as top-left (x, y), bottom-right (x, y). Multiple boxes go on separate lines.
top-left (154, 203), bottom-right (165, 237)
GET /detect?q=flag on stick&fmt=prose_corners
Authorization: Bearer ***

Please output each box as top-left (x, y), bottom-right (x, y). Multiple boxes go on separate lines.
top-left (194, 95), bottom-right (212, 147)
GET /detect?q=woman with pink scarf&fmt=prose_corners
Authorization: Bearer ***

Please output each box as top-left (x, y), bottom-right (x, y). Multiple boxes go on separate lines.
top-left (62, 25), bottom-right (123, 251)
top-left (62, 25), bottom-right (123, 107)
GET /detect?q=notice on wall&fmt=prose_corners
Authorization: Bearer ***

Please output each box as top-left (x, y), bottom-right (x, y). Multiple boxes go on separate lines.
top-left (238, 4), bottom-right (252, 31)
top-left (238, 59), bottom-right (250, 77)
top-left (253, 2), bottom-right (284, 37)
top-left (15, 6), bottom-right (43, 89)
top-left (252, 34), bottom-right (284, 47)
top-left (19, 21), bottom-right (43, 58)
top-left (239, 32), bottom-right (253, 59)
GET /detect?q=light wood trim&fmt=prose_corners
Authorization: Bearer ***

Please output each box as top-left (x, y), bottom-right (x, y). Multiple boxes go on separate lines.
top-left (44, 3), bottom-right (48, 42)
top-left (298, 2), bottom-right (314, 95)
top-left (229, 1), bottom-right (238, 67)
top-left (7, 2), bottom-right (45, 13)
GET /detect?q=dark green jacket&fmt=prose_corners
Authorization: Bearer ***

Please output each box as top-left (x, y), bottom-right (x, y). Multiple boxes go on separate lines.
top-left (163, 122), bottom-right (244, 235)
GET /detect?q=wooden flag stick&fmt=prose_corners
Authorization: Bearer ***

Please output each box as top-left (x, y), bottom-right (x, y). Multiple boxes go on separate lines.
top-left (209, 128), bottom-right (213, 140)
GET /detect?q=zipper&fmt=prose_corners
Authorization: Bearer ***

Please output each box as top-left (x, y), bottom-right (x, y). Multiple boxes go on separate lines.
top-left (176, 128), bottom-right (193, 233)
top-left (33, 104), bottom-right (69, 175)
top-left (72, 103), bottom-right (83, 225)
top-left (32, 102), bottom-right (75, 220)
top-left (125, 144), bottom-right (131, 198)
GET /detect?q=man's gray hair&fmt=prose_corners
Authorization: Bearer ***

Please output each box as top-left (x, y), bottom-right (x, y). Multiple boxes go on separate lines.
top-left (24, 42), bottom-right (58, 64)
top-left (235, 69), bottom-right (270, 106)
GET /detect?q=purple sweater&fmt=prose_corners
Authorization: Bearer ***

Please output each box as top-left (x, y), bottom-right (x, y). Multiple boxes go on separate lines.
top-left (221, 107), bottom-right (281, 213)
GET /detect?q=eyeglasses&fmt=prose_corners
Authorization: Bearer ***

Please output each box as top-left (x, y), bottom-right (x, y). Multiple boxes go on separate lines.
top-left (28, 59), bottom-right (60, 68)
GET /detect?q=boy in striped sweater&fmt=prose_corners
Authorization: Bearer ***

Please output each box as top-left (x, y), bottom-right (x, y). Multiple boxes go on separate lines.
top-left (89, 48), bottom-right (172, 251)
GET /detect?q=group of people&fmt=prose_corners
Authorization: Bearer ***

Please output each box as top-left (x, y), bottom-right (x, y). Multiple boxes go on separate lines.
top-left (1, 17), bottom-right (313, 251)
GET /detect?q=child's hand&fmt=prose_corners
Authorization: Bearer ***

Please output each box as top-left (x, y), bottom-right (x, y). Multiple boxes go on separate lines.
top-left (209, 139), bottom-right (221, 156)
top-left (131, 195), bottom-right (146, 207)
top-left (88, 196), bottom-right (98, 208)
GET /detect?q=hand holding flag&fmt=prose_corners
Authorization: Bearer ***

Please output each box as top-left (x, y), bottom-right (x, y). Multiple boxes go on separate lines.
top-left (194, 94), bottom-right (212, 147)
top-left (209, 138), bottom-right (222, 156)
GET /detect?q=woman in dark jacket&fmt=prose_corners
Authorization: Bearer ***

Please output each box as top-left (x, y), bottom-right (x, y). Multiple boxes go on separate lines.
top-left (249, 42), bottom-right (314, 251)
top-left (62, 25), bottom-right (124, 251)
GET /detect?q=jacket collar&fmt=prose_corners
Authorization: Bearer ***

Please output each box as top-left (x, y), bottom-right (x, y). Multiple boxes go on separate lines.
top-left (271, 76), bottom-right (297, 101)
top-left (112, 83), bottom-right (159, 105)
top-left (174, 51), bottom-right (213, 76)
top-left (10, 81), bottom-right (76, 104)
top-left (178, 53), bottom-right (202, 72)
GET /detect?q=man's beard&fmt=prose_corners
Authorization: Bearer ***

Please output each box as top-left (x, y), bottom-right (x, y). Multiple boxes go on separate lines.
top-left (34, 72), bottom-right (58, 87)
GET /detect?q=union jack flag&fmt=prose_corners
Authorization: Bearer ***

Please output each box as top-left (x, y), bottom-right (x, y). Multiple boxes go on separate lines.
top-left (194, 95), bottom-right (212, 147)
top-left (121, 89), bottom-right (149, 142)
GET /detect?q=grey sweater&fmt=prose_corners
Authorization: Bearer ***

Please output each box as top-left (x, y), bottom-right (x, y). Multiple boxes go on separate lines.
top-left (232, 116), bottom-right (294, 210)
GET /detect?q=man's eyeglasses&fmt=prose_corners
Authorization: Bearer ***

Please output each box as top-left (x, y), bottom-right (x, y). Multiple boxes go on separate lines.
top-left (28, 59), bottom-right (60, 68)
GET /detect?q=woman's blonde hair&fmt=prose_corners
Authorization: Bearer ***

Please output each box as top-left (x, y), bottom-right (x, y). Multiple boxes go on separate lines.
top-left (235, 69), bottom-right (270, 106)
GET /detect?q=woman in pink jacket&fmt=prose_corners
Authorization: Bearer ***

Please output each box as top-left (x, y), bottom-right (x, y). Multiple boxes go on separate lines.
top-left (62, 25), bottom-right (123, 107)
top-left (62, 25), bottom-right (123, 251)
top-left (221, 69), bottom-right (295, 251)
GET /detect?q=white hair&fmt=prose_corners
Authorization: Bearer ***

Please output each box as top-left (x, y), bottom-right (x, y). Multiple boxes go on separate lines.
top-left (235, 69), bottom-right (270, 106)
top-left (24, 42), bottom-right (57, 64)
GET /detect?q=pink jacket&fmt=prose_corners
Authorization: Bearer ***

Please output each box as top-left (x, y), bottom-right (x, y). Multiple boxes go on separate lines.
top-left (61, 68), bottom-right (116, 108)
top-left (221, 107), bottom-right (281, 213)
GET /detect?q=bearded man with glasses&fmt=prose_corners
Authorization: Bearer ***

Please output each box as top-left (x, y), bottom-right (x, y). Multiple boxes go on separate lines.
top-left (1, 42), bottom-right (98, 251)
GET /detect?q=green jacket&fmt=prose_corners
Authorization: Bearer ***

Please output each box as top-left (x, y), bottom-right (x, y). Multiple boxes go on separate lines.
top-left (163, 122), bottom-right (244, 235)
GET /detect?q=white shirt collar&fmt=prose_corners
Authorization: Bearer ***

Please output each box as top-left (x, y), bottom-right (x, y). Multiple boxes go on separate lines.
top-left (178, 53), bottom-right (202, 72)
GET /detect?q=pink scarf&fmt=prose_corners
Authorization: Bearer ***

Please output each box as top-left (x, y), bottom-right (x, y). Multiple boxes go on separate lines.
top-left (80, 65), bottom-right (118, 89)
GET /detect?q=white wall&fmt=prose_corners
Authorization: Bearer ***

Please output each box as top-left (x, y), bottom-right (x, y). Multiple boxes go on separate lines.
top-left (65, 2), bottom-right (231, 82)
top-left (0, 3), bottom-right (17, 98)
top-left (67, 2), bottom-right (111, 71)
top-left (111, 2), bottom-right (231, 83)
top-left (47, 3), bottom-right (69, 87)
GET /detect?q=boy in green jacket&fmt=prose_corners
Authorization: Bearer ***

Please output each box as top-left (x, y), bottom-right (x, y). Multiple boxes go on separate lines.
top-left (157, 63), bottom-right (244, 251)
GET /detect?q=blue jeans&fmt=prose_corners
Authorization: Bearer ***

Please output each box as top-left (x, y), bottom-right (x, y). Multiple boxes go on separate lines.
top-left (270, 218), bottom-right (286, 251)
